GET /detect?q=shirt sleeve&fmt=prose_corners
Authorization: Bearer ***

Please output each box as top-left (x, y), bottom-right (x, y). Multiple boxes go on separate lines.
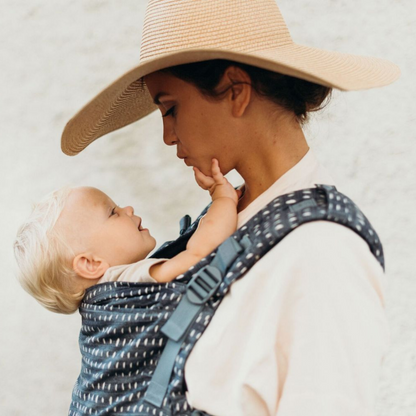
top-left (273, 221), bottom-right (389, 416)
top-left (102, 258), bottom-right (167, 283)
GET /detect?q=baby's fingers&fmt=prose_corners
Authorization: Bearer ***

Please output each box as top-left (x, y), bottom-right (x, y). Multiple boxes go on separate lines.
top-left (211, 158), bottom-right (226, 184)
top-left (193, 166), bottom-right (214, 190)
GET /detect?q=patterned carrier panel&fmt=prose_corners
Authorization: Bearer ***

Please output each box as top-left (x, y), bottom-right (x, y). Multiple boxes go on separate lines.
top-left (69, 186), bottom-right (384, 415)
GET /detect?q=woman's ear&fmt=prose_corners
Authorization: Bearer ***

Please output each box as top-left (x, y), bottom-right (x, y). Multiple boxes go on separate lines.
top-left (221, 65), bottom-right (252, 117)
top-left (73, 253), bottom-right (110, 280)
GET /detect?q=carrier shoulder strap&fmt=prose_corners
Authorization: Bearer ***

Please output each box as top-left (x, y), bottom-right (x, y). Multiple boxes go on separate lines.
top-left (145, 185), bottom-right (384, 411)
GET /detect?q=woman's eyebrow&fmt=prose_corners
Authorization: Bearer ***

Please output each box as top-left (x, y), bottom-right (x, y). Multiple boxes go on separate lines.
top-left (153, 92), bottom-right (170, 105)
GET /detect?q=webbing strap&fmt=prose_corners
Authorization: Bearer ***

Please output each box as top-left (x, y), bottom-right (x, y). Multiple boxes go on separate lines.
top-left (161, 298), bottom-right (203, 342)
top-left (143, 332), bottom-right (186, 407)
top-left (208, 237), bottom-right (244, 275)
top-left (161, 238), bottom-right (244, 341)
top-left (144, 236), bottom-right (245, 407)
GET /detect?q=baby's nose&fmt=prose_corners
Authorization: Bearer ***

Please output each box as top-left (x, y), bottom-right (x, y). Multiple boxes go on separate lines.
top-left (124, 206), bottom-right (134, 216)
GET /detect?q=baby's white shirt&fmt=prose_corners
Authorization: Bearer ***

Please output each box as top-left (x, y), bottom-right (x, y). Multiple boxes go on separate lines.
top-left (98, 258), bottom-right (166, 284)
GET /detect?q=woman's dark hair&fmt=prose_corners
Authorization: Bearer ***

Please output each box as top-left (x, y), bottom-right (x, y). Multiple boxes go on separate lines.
top-left (163, 59), bottom-right (332, 124)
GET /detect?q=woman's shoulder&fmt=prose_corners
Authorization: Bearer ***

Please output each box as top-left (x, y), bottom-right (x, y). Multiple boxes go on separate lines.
top-left (249, 220), bottom-right (386, 303)
top-left (262, 220), bottom-right (383, 272)
top-left (277, 220), bottom-right (378, 262)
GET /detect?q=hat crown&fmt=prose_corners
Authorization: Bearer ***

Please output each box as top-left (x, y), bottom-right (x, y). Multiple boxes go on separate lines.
top-left (140, 0), bottom-right (292, 62)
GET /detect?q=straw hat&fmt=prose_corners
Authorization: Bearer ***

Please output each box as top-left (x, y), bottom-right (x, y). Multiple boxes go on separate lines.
top-left (61, 0), bottom-right (400, 156)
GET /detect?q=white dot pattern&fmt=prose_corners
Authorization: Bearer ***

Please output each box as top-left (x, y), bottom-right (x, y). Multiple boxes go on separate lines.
top-left (69, 185), bottom-right (383, 415)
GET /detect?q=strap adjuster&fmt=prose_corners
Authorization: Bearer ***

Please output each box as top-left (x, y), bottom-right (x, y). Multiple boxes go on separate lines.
top-left (179, 214), bottom-right (192, 235)
top-left (187, 265), bottom-right (222, 305)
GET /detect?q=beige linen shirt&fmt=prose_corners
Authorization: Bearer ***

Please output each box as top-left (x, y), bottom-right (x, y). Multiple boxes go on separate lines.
top-left (184, 150), bottom-right (388, 416)
top-left (98, 258), bottom-right (164, 284)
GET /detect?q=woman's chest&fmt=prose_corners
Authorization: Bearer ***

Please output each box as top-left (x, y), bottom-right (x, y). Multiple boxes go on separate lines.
top-left (183, 247), bottom-right (291, 416)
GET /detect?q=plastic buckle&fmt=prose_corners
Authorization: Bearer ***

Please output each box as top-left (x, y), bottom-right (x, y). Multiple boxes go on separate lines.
top-left (186, 265), bottom-right (222, 305)
top-left (179, 214), bottom-right (192, 235)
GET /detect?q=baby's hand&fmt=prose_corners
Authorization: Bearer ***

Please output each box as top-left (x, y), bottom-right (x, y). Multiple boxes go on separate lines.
top-left (193, 159), bottom-right (240, 205)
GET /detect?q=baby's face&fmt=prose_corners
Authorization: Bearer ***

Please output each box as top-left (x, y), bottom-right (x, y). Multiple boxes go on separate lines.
top-left (59, 187), bottom-right (156, 268)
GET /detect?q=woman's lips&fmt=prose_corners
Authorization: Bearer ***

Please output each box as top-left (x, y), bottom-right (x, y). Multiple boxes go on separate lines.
top-left (178, 154), bottom-right (190, 165)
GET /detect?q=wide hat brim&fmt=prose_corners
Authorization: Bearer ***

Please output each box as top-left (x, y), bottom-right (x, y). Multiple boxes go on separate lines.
top-left (61, 44), bottom-right (400, 156)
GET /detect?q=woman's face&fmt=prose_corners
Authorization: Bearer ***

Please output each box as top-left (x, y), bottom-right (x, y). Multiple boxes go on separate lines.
top-left (144, 71), bottom-right (237, 176)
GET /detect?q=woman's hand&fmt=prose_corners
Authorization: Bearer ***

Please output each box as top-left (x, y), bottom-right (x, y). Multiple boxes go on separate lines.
top-left (193, 159), bottom-right (241, 205)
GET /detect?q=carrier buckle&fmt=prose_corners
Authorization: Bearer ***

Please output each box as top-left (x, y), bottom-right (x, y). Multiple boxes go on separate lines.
top-left (187, 265), bottom-right (222, 305)
top-left (179, 214), bottom-right (192, 235)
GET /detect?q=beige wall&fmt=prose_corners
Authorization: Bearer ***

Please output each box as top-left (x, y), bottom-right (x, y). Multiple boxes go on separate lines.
top-left (1, 1), bottom-right (415, 414)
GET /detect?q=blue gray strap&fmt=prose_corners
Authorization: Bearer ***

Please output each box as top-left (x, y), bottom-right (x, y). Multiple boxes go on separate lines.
top-left (144, 236), bottom-right (246, 407)
top-left (161, 237), bottom-right (245, 342)
top-left (143, 333), bottom-right (186, 407)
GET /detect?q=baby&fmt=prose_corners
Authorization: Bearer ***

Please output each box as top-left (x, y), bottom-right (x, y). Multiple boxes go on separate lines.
top-left (14, 159), bottom-right (239, 314)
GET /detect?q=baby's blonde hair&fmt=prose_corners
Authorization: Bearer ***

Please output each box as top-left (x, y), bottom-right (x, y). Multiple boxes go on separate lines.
top-left (14, 187), bottom-right (84, 314)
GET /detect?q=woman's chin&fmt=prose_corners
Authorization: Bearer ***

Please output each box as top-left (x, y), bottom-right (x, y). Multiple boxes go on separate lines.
top-left (186, 159), bottom-right (216, 176)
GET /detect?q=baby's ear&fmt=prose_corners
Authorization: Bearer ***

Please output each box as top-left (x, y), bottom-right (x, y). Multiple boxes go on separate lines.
top-left (73, 253), bottom-right (109, 280)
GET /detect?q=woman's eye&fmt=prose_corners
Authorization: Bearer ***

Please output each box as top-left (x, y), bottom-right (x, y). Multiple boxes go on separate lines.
top-left (162, 106), bottom-right (176, 118)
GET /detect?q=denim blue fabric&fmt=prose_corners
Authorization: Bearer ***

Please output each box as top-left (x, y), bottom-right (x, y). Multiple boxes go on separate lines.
top-left (69, 185), bottom-right (384, 415)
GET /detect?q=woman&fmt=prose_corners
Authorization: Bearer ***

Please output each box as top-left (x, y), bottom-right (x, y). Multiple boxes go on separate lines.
top-left (62, 0), bottom-right (399, 414)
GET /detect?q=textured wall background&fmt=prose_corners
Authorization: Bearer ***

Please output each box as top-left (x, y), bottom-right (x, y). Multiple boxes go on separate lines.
top-left (1, 1), bottom-right (415, 415)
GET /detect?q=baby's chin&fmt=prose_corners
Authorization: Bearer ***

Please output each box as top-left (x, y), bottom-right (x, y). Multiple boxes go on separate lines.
top-left (146, 237), bottom-right (157, 254)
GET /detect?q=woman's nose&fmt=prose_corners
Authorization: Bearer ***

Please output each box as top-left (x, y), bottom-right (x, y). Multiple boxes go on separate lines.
top-left (162, 119), bottom-right (178, 146)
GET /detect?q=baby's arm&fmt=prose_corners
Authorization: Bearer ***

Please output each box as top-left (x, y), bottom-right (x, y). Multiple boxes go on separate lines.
top-left (150, 159), bottom-right (238, 283)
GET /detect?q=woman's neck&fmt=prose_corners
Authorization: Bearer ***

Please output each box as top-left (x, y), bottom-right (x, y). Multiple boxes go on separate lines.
top-left (235, 115), bottom-right (309, 212)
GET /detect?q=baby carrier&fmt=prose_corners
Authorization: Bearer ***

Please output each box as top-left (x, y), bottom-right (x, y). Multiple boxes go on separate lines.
top-left (69, 185), bottom-right (384, 416)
